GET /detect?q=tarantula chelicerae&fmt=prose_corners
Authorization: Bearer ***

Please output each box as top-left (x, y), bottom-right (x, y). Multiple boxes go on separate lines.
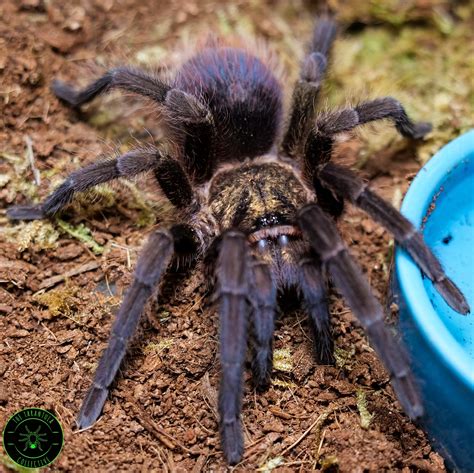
top-left (8, 16), bottom-right (469, 465)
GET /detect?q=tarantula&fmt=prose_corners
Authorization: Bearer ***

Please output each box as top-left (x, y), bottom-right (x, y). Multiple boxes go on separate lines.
top-left (8, 16), bottom-right (469, 465)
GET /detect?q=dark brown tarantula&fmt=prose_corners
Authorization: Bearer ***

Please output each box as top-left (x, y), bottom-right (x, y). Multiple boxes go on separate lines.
top-left (8, 16), bottom-right (469, 465)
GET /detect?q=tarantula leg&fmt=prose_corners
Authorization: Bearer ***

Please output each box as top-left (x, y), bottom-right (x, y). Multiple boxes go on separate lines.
top-left (319, 163), bottom-right (470, 314)
top-left (153, 87), bottom-right (217, 182)
top-left (249, 260), bottom-right (277, 391)
top-left (298, 203), bottom-right (423, 419)
top-left (164, 89), bottom-right (211, 123)
top-left (77, 228), bottom-right (174, 429)
top-left (153, 156), bottom-right (196, 209)
top-left (7, 204), bottom-right (44, 220)
top-left (52, 67), bottom-right (211, 129)
top-left (313, 178), bottom-right (345, 218)
top-left (304, 97), bottom-right (432, 172)
top-left (182, 120), bottom-right (217, 183)
top-left (215, 230), bottom-right (250, 465)
top-left (281, 16), bottom-right (336, 156)
top-left (7, 147), bottom-right (193, 220)
top-left (52, 66), bottom-right (170, 108)
top-left (298, 257), bottom-right (334, 364)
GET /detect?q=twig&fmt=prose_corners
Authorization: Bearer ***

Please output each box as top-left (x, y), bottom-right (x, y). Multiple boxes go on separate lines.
top-left (38, 261), bottom-right (100, 290)
top-left (279, 407), bottom-right (334, 456)
top-left (40, 321), bottom-right (58, 341)
top-left (24, 135), bottom-right (41, 186)
top-left (190, 454), bottom-right (208, 473)
top-left (269, 407), bottom-right (293, 420)
top-left (130, 404), bottom-right (195, 454)
top-left (314, 427), bottom-right (327, 468)
top-left (200, 372), bottom-right (219, 421)
top-left (110, 242), bottom-right (133, 269)
top-left (281, 460), bottom-right (313, 467)
top-left (75, 415), bottom-right (103, 434)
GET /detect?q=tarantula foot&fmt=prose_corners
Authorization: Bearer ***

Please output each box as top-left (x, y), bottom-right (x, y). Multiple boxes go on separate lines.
top-left (252, 373), bottom-right (271, 393)
top-left (391, 375), bottom-right (424, 420)
top-left (435, 278), bottom-right (470, 315)
top-left (411, 121), bottom-right (432, 140)
top-left (314, 347), bottom-right (335, 366)
top-left (51, 79), bottom-right (81, 108)
top-left (253, 377), bottom-right (271, 393)
top-left (7, 204), bottom-right (45, 220)
top-left (251, 351), bottom-right (273, 392)
top-left (310, 324), bottom-right (335, 365)
top-left (76, 385), bottom-right (108, 430)
top-left (220, 418), bottom-right (244, 466)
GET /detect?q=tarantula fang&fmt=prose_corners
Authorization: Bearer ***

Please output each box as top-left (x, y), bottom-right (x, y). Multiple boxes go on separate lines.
top-left (8, 15), bottom-right (469, 465)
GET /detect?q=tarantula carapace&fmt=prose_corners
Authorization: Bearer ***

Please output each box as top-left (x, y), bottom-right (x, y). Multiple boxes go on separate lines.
top-left (8, 16), bottom-right (469, 465)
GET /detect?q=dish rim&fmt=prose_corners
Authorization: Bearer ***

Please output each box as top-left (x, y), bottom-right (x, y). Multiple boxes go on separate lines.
top-left (395, 129), bottom-right (474, 389)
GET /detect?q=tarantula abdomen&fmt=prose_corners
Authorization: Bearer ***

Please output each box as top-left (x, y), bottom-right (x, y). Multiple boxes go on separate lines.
top-left (174, 47), bottom-right (283, 164)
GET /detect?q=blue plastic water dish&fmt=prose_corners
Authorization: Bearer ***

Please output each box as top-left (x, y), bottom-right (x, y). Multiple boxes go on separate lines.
top-left (394, 130), bottom-right (474, 472)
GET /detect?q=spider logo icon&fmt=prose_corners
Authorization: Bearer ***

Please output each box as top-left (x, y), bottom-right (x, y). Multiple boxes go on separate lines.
top-left (18, 425), bottom-right (48, 451)
top-left (2, 408), bottom-right (64, 468)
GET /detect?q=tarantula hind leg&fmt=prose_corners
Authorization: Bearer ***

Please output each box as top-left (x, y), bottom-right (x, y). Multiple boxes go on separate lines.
top-left (77, 228), bottom-right (175, 429)
top-left (215, 230), bottom-right (251, 465)
top-left (298, 204), bottom-right (423, 419)
top-left (51, 66), bottom-right (170, 108)
top-left (51, 66), bottom-right (212, 126)
top-left (319, 163), bottom-right (470, 314)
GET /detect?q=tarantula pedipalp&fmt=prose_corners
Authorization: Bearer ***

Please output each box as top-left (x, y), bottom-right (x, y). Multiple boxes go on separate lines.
top-left (8, 16), bottom-right (469, 465)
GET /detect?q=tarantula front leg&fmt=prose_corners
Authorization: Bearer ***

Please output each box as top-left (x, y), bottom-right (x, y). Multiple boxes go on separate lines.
top-left (298, 256), bottom-right (334, 364)
top-left (304, 97), bottom-right (432, 172)
top-left (77, 226), bottom-right (182, 428)
top-left (215, 230), bottom-right (251, 465)
top-left (298, 203), bottom-right (423, 419)
top-left (281, 16), bottom-right (336, 156)
top-left (8, 148), bottom-right (156, 220)
top-left (7, 147), bottom-right (195, 220)
top-left (319, 163), bottom-right (470, 314)
top-left (249, 260), bottom-right (277, 391)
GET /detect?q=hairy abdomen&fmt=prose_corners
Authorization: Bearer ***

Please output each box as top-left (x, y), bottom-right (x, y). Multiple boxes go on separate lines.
top-left (174, 48), bottom-right (283, 162)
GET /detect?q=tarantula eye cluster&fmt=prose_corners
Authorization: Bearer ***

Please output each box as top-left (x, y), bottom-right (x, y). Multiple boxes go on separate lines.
top-left (8, 15), bottom-right (469, 465)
